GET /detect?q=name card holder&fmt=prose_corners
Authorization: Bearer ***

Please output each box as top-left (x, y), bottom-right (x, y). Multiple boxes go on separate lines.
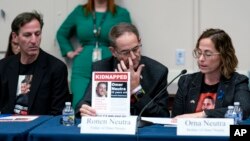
top-left (177, 118), bottom-right (234, 136)
top-left (80, 116), bottom-right (137, 135)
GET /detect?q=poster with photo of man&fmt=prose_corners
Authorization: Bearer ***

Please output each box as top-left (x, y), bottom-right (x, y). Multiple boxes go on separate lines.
top-left (91, 72), bottom-right (130, 116)
top-left (14, 75), bottom-right (33, 115)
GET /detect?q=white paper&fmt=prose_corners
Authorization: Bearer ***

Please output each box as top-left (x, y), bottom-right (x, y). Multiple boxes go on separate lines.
top-left (177, 118), bottom-right (234, 136)
top-left (0, 115), bottom-right (38, 122)
top-left (141, 117), bottom-right (177, 126)
top-left (80, 116), bottom-right (137, 135)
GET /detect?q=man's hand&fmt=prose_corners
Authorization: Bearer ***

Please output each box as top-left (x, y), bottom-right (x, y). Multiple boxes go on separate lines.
top-left (79, 104), bottom-right (97, 116)
top-left (116, 57), bottom-right (144, 94)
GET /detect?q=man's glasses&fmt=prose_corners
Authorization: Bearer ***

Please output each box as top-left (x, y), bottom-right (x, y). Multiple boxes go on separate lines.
top-left (193, 49), bottom-right (220, 59)
top-left (116, 44), bottom-right (142, 56)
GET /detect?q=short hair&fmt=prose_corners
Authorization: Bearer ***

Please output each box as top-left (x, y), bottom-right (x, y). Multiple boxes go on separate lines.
top-left (195, 28), bottom-right (238, 79)
top-left (21, 75), bottom-right (32, 84)
top-left (109, 23), bottom-right (140, 48)
top-left (11, 11), bottom-right (44, 34)
top-left (204, 96), bottom-right (215, 104)
top-left (96, 82), bottom-right (107, 90)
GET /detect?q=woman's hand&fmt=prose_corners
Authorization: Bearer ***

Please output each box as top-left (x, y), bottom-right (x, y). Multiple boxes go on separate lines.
top-left (171, 111), bottom-right (207, 123)
top-left (66, 47), bottom-right (83, 59)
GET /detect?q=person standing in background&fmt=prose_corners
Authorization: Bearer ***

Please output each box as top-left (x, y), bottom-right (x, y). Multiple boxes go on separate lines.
top-left (56, 0), bottom-right (131, 108)
top-left (172, 28), bottom-right (250, 120)
top-left (5, 33), bottom-right (20, 58)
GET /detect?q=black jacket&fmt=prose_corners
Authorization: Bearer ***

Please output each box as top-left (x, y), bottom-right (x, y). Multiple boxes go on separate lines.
top-left (0, 49), bottom-right (70, 115)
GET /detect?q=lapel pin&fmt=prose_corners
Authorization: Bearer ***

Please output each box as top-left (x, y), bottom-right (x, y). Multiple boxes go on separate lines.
top-left (190, 100), bottom-right (195, 104)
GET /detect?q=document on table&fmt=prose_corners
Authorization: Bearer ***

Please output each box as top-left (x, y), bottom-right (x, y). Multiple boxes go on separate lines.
top-left (0, 115), bottom-right (38, 122)
top-left (141, 117), bottom-right (177, 127)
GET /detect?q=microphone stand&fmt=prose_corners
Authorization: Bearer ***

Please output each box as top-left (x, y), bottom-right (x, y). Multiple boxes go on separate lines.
top-left (136, 69), bottom-right (187, 129)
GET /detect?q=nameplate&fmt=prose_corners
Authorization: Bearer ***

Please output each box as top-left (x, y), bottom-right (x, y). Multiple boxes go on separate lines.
top-left (177, 118), bottom-right (234, 136)
top-left (80, 116), bottom-right (137, 135)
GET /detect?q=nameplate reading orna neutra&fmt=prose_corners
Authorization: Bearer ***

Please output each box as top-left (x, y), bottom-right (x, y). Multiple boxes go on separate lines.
top-left (177, 118), bottom-right (234, 136)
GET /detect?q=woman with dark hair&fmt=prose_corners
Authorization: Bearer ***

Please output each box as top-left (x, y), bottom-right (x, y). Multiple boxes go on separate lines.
top-left (56, 0), bottom-right (131, 108)
top-left (172, 28), bottom-right (250, 119)
top-left (5, 32), bottom-right (20, 57)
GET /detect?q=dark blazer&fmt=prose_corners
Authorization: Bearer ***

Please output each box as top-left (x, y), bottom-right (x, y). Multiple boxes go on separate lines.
top-left (0, 49), bottom-right (70, 115)
top-left (76, 56), bottom-right (170, 117)
top-left (172, 72), bottom-right (250, 119)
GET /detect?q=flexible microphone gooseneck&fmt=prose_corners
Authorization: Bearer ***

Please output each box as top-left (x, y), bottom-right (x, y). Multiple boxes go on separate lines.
top-left (136, 69), bottom-right (187, 128)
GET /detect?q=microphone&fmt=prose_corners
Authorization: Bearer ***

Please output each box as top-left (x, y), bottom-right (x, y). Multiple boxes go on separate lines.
top-left (136, 69), bottom-right (187, 128)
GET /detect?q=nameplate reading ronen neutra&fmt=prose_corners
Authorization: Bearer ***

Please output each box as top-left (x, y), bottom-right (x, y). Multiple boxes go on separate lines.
top-left (177, 118), bottom-right (234, 136)
top-left (80, 116), bottom-right (137, 135)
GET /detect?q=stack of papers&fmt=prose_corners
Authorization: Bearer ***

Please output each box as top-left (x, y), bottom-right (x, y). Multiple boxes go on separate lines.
top-left (141, 117), bottom-right (177, 127)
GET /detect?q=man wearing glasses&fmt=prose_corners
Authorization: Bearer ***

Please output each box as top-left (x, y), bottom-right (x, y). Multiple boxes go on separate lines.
top-left (76, 23), bottom-right (170, 117)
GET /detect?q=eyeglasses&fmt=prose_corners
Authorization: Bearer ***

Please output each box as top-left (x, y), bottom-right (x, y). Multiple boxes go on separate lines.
top-left (116, 44), bottom-right (142, 56)
top-left (193, 49), bottom-right (220, 59)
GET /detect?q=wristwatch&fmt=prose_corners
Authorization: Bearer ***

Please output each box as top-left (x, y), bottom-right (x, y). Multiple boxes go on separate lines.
top-left (134, 88), bottom-right (145, 99)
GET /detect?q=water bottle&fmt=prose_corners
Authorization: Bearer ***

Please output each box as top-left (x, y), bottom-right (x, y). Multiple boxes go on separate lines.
top-left (234, 102), bottom-right (243, 124)
top-left (62, 102), bottom-right (75, 126)
top-left (224, 105), bottom-right (237, 124)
